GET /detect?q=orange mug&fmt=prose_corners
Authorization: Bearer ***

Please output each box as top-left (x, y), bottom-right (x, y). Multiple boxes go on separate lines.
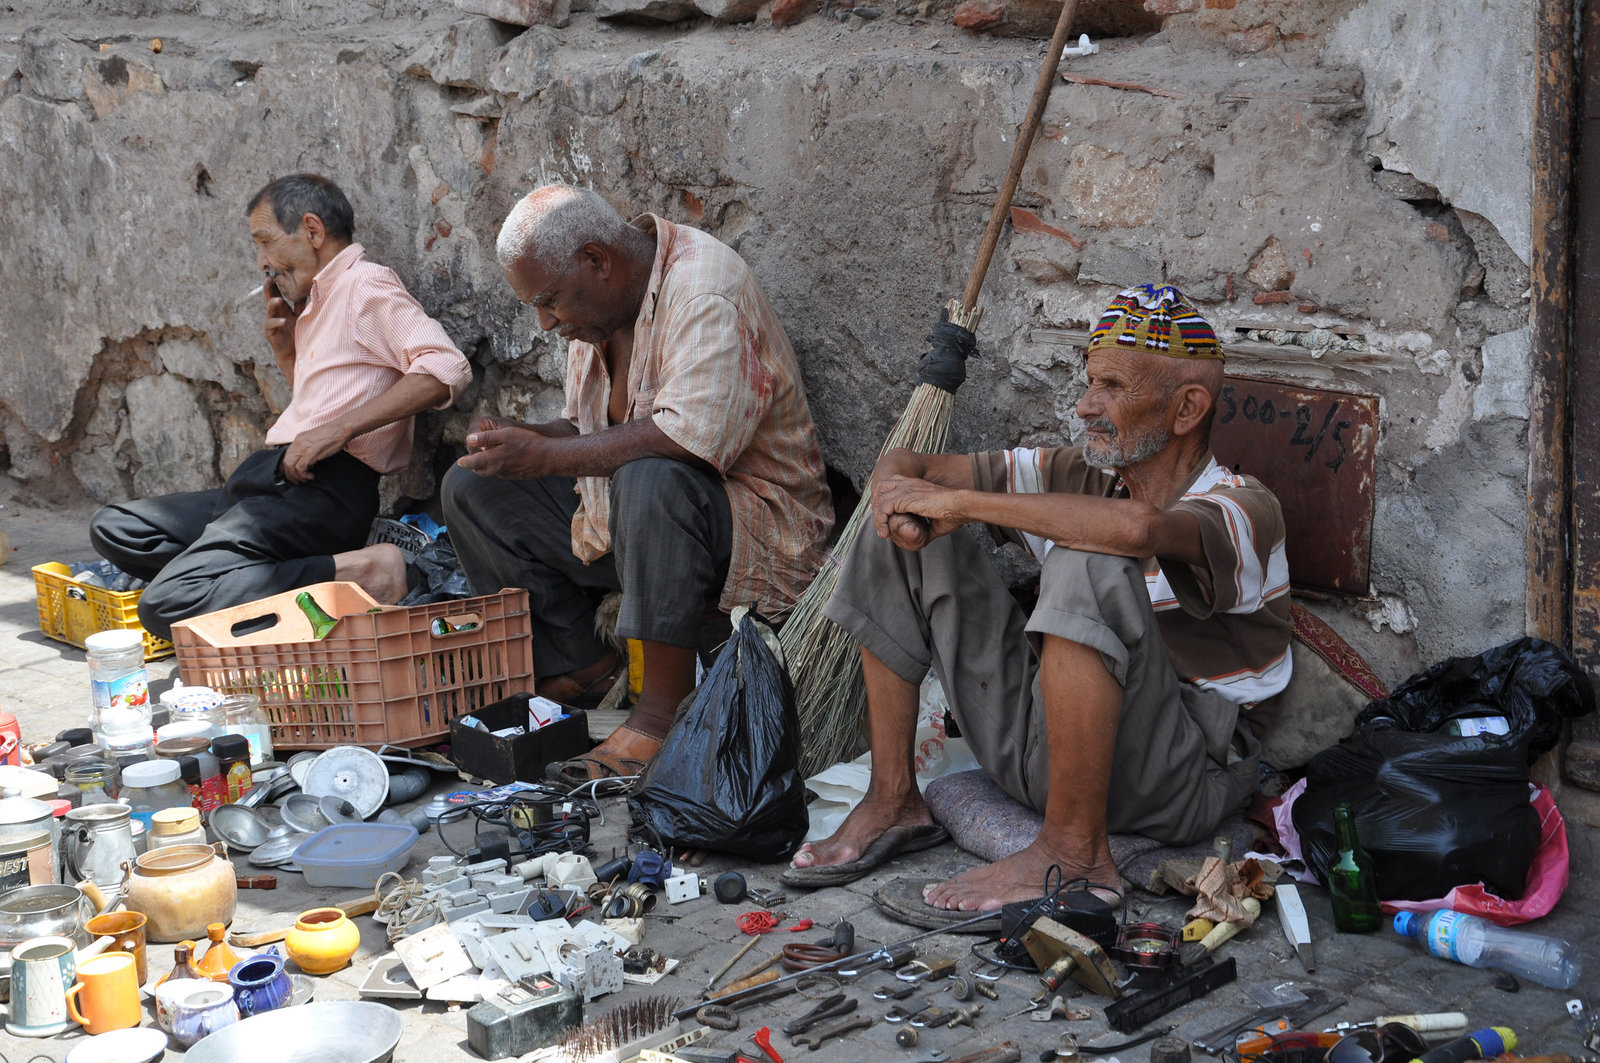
top-left (64, 951), bottom-right (141, 1035)
top-left (85, 910), bottom-right (148, 986)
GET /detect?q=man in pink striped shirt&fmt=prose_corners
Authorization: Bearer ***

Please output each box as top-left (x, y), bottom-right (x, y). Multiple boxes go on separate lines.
top-left (91, 174), bottom-right (472, 639)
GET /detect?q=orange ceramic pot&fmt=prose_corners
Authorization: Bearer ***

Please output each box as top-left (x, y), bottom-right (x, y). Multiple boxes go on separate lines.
top-left (283, 908), bottom-right (360, 974)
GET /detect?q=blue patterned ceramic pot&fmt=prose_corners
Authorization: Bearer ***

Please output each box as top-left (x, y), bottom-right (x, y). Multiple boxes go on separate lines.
top-left (227, 947), bottom-right (290, 1018)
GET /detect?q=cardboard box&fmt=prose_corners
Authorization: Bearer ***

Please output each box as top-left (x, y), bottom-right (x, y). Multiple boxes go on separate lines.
top-left (450, 695), bottom-right (590, 784)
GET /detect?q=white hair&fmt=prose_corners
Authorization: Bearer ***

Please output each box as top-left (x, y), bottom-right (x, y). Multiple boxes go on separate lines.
top-left (496, 185), bottom-right (634, 275)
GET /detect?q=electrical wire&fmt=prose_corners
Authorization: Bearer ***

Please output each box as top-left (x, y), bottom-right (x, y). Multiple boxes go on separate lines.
top-left (434, 789), bottom-right (598, 862)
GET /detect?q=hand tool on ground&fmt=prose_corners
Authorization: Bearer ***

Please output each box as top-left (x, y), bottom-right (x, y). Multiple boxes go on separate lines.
top-left (1273, 885), bottom-right (1314, 972)
top-left (230, 895), bottom-right (380, 947)
top-left (782, 993), bottom-right (857, 1035)
top-left (677, 912), bottom-right (997, 1019)
top-left (1075, 1024), bottom-right (1176, 1055)
top-left (789, 1013), bottom-right (873, 1050)
top-left (1325, 1013), bottom-right (1469, 1037)
top-left (1104, 956), bottom-right (1237, 1034)
top-left (705, 935), bottom-right (765, 997)
top-left (1178, 898), bottom-right (1261, 966)
top-left (716, 973), bottom-right (839, 1014)
top-left (1028, 996), bottom-right (1092, 1022)
top-left (749, 1026), bottom-right (784, 1063)
top-left (945, 1044), bottom-right (1022, 1063)
top-left (1192, 988), bottom-right (1345, 1055)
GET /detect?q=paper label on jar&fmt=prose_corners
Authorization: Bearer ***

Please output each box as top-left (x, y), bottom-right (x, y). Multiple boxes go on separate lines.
top-left (91, 670), bottom-right (149, 714)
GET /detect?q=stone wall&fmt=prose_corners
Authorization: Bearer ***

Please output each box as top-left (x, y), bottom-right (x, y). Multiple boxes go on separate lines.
top-left (0, 0), bottom-right (1534, 686)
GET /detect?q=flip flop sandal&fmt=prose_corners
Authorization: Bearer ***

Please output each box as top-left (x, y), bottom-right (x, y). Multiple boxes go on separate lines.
top-left (545, 751), bottom-right (651, 790)
top-left (871, 876), bottom-right (1003, 933)
top-left (780, 823), bottom-right (951, 889)
top-left (536, 657), bottom-right (629, 712)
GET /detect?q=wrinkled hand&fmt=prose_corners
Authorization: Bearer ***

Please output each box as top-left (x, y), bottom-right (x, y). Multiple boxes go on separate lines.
top-left (263, 285), bottom-right (298, 363)
top-left (457, 423), bottom-right (557, 479)
top-left (282, 422), bottom-right (352, 483)
top-left (872, 474), bottom-right (964, 550)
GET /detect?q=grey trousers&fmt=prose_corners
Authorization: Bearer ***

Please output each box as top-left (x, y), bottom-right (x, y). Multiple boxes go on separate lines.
top-left (440, 457), bottom-right (733, 679)
top-left (89, 448), bottom-right (379, 641)
top-left (823, 528), bottom-right (1261, 845)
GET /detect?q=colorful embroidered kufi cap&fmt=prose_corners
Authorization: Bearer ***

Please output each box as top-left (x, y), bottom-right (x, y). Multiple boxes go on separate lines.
top-left (1086, 284), bottom-right (1223, 361)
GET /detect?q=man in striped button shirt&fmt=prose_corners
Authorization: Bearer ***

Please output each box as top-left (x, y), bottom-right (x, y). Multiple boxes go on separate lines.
top-left (91, 174), bottom-right (472, 639)
top-left (443, 185), bottom-right (832, 784)
top-left (786, 285), bottom-right (1292, 914)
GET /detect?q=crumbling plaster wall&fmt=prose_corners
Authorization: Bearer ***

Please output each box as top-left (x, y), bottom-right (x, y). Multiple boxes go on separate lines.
top-left (0, 0), bottom-right (1534, 686)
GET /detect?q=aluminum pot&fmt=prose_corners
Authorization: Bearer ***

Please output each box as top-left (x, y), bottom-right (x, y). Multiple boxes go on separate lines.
top-left (0, 884), bottom-right (96, 951)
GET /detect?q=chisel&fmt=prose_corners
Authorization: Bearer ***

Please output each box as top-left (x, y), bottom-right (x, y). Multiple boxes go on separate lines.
top-left (1274, 884), bottom-right (1314, 971)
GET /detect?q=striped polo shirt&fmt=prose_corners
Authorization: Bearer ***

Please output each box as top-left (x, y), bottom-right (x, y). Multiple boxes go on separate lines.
top-left (971, 446), bottom-right (1293, 705)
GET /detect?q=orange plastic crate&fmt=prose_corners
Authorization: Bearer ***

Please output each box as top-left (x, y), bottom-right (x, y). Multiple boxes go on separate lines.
top-left (32, 562), bottom-right (174, 660)
top-left (171, 581), bottom-right (535, 750)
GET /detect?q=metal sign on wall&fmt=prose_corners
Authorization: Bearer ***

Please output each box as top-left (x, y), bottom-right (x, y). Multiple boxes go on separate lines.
top-left (1209, 376), bottom-right (1378, 596)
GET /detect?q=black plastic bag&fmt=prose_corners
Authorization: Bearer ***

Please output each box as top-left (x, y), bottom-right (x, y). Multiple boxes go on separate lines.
top-left (396, 533), bottom-right (472, 606)
top-left (1293, 637), bottom-right (1594, 902)
top-left (628, 609), bottom-right (808, 861)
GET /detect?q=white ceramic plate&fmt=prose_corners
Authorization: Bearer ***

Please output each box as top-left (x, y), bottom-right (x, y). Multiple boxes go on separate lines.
top-left (64, 1025), bottom-right (169, 1063)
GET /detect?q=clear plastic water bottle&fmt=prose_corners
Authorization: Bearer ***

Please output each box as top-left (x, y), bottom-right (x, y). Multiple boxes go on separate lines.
top-left (1394, 910), bottom-right (1583, 990)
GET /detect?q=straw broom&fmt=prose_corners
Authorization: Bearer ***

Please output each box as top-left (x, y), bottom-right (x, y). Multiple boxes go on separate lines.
top-left (782, 0), bottom-right (1084, 777)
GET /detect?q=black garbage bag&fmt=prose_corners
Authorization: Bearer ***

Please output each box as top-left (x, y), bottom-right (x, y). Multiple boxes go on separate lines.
top-left (397, 533), bottom-right (472, 606)
top-left (1293, 637), bottom-right (1594, 902)
top-left (628, 609), bottom-right (808, 861)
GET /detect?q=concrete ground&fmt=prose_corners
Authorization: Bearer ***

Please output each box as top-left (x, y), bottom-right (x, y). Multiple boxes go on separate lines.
top-left (0, 494), bottom-right (1594, 1063)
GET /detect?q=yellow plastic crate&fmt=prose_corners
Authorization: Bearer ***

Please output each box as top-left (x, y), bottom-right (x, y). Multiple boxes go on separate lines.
top-left (32, 562), bottom-right (174, 660)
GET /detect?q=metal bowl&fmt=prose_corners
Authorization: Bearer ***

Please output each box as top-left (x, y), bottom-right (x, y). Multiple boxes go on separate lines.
top-left (209, 804), bottom-right (270, 851)
top-left (281, 793), bottom-right (327, 833)
top-left (183, 1001), bottom-right (403, 1063)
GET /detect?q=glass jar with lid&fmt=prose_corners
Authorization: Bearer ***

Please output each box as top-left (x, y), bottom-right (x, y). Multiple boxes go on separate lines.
top-left (218, 694), bottom-right (274, 768)
top-left (86, 630), bottom-right (152, 754)
top-left (147, 807), bottom-right (208, 851)
top-left (162, 688), bottom-right (226, 739)
top-left (121, 760), bottom-right (189, 830)
top-left (154, 738), bottom-right (223, 812)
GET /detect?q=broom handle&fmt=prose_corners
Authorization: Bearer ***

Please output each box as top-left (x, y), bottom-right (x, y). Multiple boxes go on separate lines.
top-left (955, 0), bottom-right (1082, 328)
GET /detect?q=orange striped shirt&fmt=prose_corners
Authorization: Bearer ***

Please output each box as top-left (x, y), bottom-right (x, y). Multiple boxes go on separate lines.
top-left (562, 216), bottom-right (833, 617)
top-left (264, 244), bottom-right (472, 474)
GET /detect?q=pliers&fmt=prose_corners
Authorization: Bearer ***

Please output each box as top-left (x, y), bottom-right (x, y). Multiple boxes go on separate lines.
top-left (782, 993), bottom-right (858, 1036)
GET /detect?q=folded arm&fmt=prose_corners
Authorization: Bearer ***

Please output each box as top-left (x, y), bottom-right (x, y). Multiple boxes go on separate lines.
top-left (282, 373), bottom-right (451, 483)
top-left (870, 447), bottom-right (1206, 566)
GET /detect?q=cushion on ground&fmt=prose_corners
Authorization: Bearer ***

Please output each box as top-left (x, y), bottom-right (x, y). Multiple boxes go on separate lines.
top-left (923, 769), bottom-right (1258, 893)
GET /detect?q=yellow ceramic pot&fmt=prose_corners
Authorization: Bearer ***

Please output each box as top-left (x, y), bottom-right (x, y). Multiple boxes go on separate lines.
top-left (283, 908), bottom-right (360, 974)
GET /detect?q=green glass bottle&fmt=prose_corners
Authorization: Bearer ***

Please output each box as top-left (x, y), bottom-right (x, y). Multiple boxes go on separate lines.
top-left (295, 591), bottom-right (339, 640)
top-left (1329, 802), bottom-right (1382, 932)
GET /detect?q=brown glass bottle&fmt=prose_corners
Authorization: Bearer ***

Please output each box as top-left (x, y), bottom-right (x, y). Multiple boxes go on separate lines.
top-left (1328, 802), bottom-right (1382, 932)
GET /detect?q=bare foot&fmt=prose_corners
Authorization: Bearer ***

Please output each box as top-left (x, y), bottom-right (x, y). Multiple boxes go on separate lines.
top-left (790, 790), bottom-right (934, 870)
top-left (332, 543), bottom-right (408, 603)
top-left (922, 839), bottom-right (1119, 912)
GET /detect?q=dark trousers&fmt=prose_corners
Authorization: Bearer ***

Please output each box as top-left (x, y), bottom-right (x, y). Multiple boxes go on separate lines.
top-left (440, 457), bottom-right (733, 679)
top-left (90, 448), bottom-right (380, 640)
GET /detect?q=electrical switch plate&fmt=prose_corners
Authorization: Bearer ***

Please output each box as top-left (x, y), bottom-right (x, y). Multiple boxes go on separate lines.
top-left (486, 928), bottom-right (555, 984)
top-left (664, 872), bottom-right (700, 904)
top-left (358, 956), bottom-right (423, 1000)
top-left (392, 923), bottom-right (475, 990)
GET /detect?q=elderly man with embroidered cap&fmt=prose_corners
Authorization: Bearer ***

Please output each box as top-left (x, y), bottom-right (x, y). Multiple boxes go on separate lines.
top-left (784, 284), bottom-right (1292, 913)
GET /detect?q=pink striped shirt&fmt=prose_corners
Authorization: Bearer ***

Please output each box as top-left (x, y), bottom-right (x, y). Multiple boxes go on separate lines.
top-left (264, 244), bottom-right (471, 473)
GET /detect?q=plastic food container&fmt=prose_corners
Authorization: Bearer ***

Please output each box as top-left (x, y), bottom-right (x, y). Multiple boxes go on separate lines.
top-left (291, 823), bottom-right (418, 888)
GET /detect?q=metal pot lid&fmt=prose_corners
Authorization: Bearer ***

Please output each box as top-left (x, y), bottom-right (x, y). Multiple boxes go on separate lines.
top-left (281, 793), bottom-right (326, 834)
top-left (287, 751), bottom-right (319, 789)
top-left (248, 833), bottom-right (303, 867)
top-left (302, 747), bottom-right (388, 819)
top-left (0, 796), bottom-right (53, 824)
top-left (209, 804), bottom-right (269, 851)
top-left (319, 796), bottom-right (364, 825)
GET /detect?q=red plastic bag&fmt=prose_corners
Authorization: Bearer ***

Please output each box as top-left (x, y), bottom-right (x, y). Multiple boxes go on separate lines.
top-left (1381, 784), bottom-right (1568, 926)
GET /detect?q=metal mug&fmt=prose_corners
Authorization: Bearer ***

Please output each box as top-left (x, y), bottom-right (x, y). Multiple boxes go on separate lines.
top-left (61, 803), bottom-right (137, 892)
top-left (6, 935), bottom-right (77, 1037)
